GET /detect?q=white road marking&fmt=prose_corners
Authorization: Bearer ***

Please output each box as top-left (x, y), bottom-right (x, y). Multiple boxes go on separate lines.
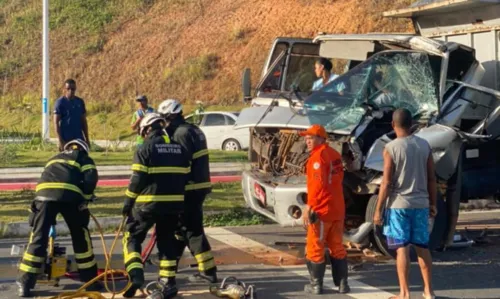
top-left (205, 227), bottom-right (395, 299)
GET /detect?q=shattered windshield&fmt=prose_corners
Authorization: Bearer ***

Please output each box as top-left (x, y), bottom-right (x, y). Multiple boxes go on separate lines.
top-left (304, 51), bottom-right (440, 133)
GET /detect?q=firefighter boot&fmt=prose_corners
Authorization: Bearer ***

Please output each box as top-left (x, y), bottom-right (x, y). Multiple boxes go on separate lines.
top-left (123, 269), bottom-right (145, 298)
top-left (334, 258), bottom-right (351, 294)
top-left (189, 267), bottom-right (218, 283)
top-left (16, 274), bottom-right (36, 298)
top-left (304, 260), bottom-right (326, 295)
top-left (154, 278), bottom-right (178, 299)
top-left (79, 265), bottom-right (103, 292)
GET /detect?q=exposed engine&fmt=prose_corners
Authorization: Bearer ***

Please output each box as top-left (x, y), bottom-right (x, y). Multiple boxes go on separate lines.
top-left (250, 128), bottom-right (309, 176)
top-left (249, 128), bottom-right (363, 178)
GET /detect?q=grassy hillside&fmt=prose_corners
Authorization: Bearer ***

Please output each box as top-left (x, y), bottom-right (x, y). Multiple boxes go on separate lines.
top-left (0, 0), bottom-right (414, 139)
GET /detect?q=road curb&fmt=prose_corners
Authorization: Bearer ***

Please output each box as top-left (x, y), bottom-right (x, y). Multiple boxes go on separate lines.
top-left (0, 162), bottom-right (250, 180)
top-left (0, 210), bottom-right (238, 238)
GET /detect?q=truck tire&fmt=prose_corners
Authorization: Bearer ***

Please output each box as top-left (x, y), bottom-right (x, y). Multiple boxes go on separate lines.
top-left (365, 192), bottom-right (447, 259)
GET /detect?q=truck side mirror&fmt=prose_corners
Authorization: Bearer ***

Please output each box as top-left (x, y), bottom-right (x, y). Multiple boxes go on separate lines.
top-left (242, 68), bottom-right (252, 103)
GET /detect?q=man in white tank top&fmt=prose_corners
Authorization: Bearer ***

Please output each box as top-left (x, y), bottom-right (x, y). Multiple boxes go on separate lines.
top-left (373, 108), bottom-right (437, 299)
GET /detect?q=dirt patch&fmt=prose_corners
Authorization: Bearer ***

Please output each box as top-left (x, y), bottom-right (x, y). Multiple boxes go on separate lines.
top-left (4, 0), bottom-right (414, 107)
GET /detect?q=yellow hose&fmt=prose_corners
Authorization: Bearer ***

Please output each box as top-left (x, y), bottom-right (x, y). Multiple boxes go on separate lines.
top-left (47, 215), bottom-right (133, 299)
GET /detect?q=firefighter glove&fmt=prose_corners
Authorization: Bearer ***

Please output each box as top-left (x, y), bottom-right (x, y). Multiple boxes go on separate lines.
top-left (122, 198), bottom-right (135, 216)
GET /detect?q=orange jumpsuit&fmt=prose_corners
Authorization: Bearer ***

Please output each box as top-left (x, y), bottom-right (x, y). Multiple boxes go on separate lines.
top-left (305, 143), bottom-right (346, 263)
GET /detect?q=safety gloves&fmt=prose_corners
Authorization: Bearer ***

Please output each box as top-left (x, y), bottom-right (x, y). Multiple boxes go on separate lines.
top-left (122, 198), bottom-right (135, 217)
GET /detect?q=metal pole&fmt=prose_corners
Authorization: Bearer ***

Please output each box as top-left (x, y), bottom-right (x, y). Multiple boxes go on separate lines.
top-left (42, 0), bottom-right (49, 140)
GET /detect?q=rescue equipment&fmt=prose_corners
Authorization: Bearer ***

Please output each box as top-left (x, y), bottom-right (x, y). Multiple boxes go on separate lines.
top-left (209, 276), bottom-right (256, 299)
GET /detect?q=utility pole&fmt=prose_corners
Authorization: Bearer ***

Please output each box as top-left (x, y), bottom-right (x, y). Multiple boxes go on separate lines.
top-left (42, 0), bottom-right (49, 140)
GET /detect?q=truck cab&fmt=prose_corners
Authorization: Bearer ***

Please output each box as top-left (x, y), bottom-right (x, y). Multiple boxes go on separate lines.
top-left (235, 33), bottom-right (500, 257)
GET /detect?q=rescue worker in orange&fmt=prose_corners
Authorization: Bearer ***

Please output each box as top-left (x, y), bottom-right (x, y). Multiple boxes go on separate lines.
top-left (300, 124), bottom-right (350, 295)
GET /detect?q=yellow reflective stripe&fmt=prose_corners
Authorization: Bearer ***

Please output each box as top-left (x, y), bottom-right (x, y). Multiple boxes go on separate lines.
top-left (126, 262), bottom-right (144, 272)
top-left (125, 252), bottom-right (142, 264)
top-left (186, 182), bottom-right (212, 191)
top-left (136, 195), bottom-right (184, 203)
top-left (195, 251), bottom-right (213, 262)
top-left (162, 135), bottom-right (171, 143)
top-left (81, 164), bottom-right (96, 172)
top-left (77, 260), bottom-right (96, 269)
top-left (75, 251), bottom-right (93, 260)
top-left (148, 166), bottom-right (190, 174)
top-left (45, 159), bottom-right (81, 169)
top-left (159, 270), bottom-right (176, 277)
top-left (132, 164), bottom-right (149, 172)
top-left (193, 149), bottom-right (209, 159)
top-left (19, 263), bottom-right (42, 274)
top-left (160, 260), bottom-right (177, 267)
top-left (23, 253), bottom-right (44, 263)
top-left (125, 189), bottom-right (138, 199)
top-left (36, 183), bottom-right (83, 195)
top-left (198, 259), bottom-right (216, 271)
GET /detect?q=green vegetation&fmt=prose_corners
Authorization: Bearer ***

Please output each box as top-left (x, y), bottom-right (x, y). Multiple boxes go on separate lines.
top-left (0, 182), bottom-right (262, 225)
top-left (0, 143), bottom-right (247, 168)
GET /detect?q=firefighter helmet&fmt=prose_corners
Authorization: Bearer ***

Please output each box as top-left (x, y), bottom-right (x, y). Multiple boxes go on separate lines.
top-left (139, 112), bottom-right (165, 136)
top-left (158, 99), bottom-right (183, 117)
top-left (64, 139), bottom-right (90, 153)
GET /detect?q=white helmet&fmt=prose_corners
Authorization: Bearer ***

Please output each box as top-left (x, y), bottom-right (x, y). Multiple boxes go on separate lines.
top-left (139, 112), bottom-right (165, 136)
top-left (64, 139), bottom-right (90, 153)
top-left (158, 99), bottom-right (183, 117)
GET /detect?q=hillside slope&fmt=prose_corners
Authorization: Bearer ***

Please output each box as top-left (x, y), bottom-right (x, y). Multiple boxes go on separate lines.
top-left (0, 0), bottom-right (414, 138)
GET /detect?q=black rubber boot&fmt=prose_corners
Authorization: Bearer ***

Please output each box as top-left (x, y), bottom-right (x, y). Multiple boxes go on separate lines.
top-left (329, 256), bottom-right (339, 287)
top-left (189, 267), bottom-right (218, 283)
top-left (155, 278), bottom-right (179, 299)
top-left (335, 258), bottom-right (350, 294)
top-left (304, 260), bottom-right (326, 295)
top-left (17, 273), bottom-right (36, 297)
top-left (16, 281), bottom-right (32, 298)
top-left (123, 269), bottom-right (145, 298)
top-left (78, 265), bottom-right (103, 292)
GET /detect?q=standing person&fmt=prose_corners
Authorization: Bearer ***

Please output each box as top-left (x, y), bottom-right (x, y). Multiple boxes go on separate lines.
top-left (373, 108), bottom-right (437, 299)
top-left (300, 124), bottom-right (350, 295)
top-left (121, 113), bottom-right (190, 298)
top-left (158, 99), bottom-right (217, 284)
top-left (130, 95), bottom-right (155, 147)
top-left (53, 79), bottom-right (90, 151)
top-left (16, 139), bottom-right (100, 297)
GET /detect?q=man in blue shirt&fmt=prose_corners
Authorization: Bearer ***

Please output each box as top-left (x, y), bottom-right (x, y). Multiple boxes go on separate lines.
top-left (53, 79), bottom-right (90, 151)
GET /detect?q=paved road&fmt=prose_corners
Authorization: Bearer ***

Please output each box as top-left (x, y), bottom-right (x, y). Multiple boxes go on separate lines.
top-left (0, 211), bottom-right (499, 298)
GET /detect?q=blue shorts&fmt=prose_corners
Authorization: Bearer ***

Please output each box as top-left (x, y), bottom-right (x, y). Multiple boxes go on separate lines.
top-left (383, 208), bottom-right (430, 250)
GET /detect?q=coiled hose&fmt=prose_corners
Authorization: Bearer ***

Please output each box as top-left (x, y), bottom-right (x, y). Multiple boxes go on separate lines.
top-left (47, 215), bottom-right (135, 299)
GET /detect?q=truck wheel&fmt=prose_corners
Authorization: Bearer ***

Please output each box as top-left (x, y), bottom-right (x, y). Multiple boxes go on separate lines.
top-left (365, 192), bottom-right (447, 259)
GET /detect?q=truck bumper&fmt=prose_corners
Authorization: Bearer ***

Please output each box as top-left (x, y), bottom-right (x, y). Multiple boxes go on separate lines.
top-left (241, 170), bottom-right (307, 227)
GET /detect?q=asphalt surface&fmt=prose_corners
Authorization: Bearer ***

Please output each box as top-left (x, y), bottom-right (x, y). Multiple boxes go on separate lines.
top-left (0, 210), bottom-right (498, 299)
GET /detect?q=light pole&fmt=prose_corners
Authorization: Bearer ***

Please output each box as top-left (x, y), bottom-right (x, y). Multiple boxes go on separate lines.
top-left (42, 0), bottom-right (49, 140)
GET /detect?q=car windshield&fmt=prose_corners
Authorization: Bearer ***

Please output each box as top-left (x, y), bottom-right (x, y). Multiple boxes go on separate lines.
top-left (304, 51), bottom-right (441, 133)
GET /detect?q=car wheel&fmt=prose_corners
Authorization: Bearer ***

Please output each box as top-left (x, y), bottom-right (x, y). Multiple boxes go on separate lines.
top-left (223, 139), bottom-right (241, 151)
top-left (365, 192), bottom-right (447, 259)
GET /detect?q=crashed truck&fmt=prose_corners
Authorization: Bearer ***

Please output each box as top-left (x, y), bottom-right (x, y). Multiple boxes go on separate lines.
top-left (234, 33), bottom-right (500, 257)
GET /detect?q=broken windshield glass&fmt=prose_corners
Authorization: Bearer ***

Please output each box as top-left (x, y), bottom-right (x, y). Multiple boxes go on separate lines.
top-left (304, 51), bottom-right (440, 133)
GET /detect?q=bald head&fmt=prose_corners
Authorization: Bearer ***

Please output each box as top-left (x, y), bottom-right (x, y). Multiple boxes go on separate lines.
top-left (392, 108), bottom-right (412, 130)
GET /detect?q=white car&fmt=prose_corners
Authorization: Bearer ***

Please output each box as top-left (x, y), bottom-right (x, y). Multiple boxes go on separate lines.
top-left (185, 111), bottom-right (250, 151)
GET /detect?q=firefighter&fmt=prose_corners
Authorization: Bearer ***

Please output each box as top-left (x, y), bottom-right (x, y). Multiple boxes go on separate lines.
top-left (16, 139), bottom-right (100, 297)
top-left (158, 99), bottom-right (217, 284)
top-left (299, 124), bottom-right (350, 295)
top-left (121, 113), bottom-right (191, 298)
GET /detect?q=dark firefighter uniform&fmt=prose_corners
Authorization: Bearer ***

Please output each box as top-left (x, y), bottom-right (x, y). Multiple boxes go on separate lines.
top-left (166, 116), bottom-right (217, 281)
top-left (122, 129), bottom-right (190, 296)
top-left (17, 145), bottom-right (99, 293)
